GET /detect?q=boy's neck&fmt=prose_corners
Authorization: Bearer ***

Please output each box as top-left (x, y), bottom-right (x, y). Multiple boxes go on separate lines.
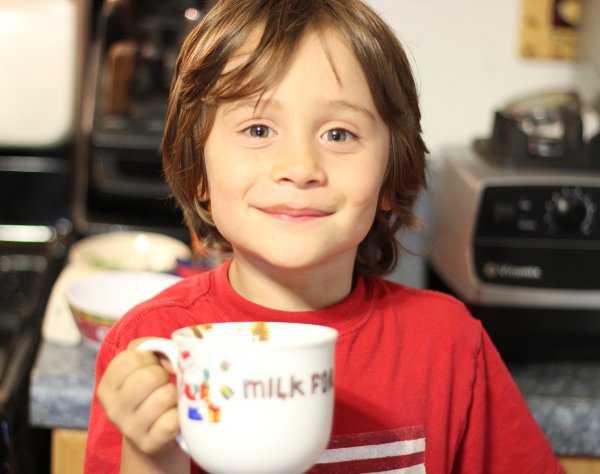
top-left (227, 254), bottom-right (356, 312)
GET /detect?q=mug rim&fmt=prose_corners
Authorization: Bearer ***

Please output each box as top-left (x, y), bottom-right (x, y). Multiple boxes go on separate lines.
top-left (171, 321), bottom-right (338, 349)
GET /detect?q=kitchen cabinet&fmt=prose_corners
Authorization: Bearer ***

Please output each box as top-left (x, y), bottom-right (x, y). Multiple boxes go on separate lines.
top-left (52, 429), bottom-right (87, 474)
top-left (560, 458), bottom-right (600, 474)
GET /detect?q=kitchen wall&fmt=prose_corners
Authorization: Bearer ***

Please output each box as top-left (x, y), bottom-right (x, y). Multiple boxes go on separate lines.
top-left (366, 0), bottom-right (600, 155)
top-left (373, 0), bottom-right (600, 287)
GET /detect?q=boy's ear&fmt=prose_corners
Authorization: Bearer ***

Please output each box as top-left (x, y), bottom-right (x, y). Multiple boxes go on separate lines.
top-left (195, 187), bottom-right (212, 215)
top-left (379, 193), bottom-right (393, 212)
top-left (196, 184), bottom-right (210, 203)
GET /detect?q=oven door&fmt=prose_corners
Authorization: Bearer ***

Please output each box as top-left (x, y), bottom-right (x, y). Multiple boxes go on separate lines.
top-left (0, 156), bottom-right (72, 473)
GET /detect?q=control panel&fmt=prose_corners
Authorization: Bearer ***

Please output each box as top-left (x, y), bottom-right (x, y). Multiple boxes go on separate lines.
top-left (475, 185), bottom-right (599, 240)
top-left (473, 185), bottom-right (600, 290)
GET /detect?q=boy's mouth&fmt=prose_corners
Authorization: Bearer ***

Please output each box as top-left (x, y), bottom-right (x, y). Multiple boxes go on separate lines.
top-left (258, 205), bottom-right (333, 220)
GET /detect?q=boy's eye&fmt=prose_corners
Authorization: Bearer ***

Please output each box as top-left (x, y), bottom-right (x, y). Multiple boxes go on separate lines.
top-left (322, 128), bottom-right (354, 142)
top-left (245, 125), bottom-right (275, 138)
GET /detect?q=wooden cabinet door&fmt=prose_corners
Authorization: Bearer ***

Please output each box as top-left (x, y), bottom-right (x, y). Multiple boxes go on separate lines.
top-left (51, 429), bottom-right (88, 474)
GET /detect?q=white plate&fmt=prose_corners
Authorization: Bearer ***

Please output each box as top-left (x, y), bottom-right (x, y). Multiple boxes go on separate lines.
top-left (68, 231), bottom-right (191, 272)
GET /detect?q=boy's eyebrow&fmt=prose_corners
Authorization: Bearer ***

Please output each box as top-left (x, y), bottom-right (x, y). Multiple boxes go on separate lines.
top-left (221, 98), bottom-right (377, 122)
top-left (221, 98), bottom-right (269, 116)
top-left (327, 99), bottom-right (377, 122)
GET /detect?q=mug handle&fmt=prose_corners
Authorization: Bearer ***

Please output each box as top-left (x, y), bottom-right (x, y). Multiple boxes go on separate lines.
top-left (136, 338), bottom-right (190, 455)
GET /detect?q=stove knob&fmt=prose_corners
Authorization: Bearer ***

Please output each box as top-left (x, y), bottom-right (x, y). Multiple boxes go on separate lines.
top-left (549, 194), bottom-right (588, 231)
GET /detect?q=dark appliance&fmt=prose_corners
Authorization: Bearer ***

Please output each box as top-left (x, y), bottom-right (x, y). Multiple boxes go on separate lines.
top-left (74, 0), bottom-right (212, 237)
top-left (427, 91), bottom-right (600, 361)
top-left (0, 158), bottom-right (72, 473)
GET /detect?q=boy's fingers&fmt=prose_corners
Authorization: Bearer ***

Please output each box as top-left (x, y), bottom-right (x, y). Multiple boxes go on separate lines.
top-left (96, 337), bottom-right (179, 452)
top-left (118, 364), bottom-right (172, 413)
top-left (100, 363), bottom-right (171, 430)
top-left (131, 384), bottom-right (180, 453)
top-left (127, 407), bottom-right (180, 455)
top-left (98, 354), bottom-right (168, 423)
top-left (146, 408), bottom-right (181, 453)
top-left (99, 348), bottom-right (159, 394)
top-left (120, 383), bottom-right (179, 454)
top-left (128, 337), bottom-right (175, 373)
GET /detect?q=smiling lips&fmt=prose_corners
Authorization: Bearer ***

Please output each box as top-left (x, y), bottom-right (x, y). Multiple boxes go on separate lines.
top-left (259, 205), bottom-right (333, 221)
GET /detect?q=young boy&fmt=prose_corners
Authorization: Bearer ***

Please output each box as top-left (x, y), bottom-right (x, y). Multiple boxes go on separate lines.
top-left (85, 0), bottom-right (565, 472)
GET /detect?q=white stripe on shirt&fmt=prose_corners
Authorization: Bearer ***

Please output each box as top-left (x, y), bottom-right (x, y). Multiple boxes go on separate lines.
top-left (375, 463), bottom-right (426, 474)
top-left (317, 437), bottom-right (426, 464)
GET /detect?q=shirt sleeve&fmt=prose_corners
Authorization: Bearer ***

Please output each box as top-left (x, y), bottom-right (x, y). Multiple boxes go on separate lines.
top-left (84, 340), bottom-right (123, 474)
top-left (452, 329), bottom-right (565, 474)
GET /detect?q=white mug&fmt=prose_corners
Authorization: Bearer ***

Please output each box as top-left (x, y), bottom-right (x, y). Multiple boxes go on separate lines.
top-left (138, 321), bottom-right (338, 474)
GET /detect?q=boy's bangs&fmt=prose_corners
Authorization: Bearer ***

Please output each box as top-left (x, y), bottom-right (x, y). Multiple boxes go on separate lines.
top-left (208, 25), bottom-right (315, 104)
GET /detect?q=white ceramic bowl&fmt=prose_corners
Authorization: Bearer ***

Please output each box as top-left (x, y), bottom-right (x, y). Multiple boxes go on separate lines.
top-left (68, 231), bottom-right (191, 272)
top-left (66, 271), bottom-right (181, 349)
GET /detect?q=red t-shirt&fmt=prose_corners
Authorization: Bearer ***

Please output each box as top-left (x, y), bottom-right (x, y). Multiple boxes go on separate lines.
top-left (85, 261), bottom-right (564, 473)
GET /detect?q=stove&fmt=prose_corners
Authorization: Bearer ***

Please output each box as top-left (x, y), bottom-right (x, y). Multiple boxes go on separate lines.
top-left (0, 156), bottom-right (72, 473)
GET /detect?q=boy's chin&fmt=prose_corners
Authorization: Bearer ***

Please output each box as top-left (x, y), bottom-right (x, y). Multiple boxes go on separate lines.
top-left (236, 248), bottom-right (356, 276)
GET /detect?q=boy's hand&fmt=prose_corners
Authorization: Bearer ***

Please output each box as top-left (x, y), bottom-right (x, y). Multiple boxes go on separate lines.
top-left (97, 338), bottom-right (180, 454)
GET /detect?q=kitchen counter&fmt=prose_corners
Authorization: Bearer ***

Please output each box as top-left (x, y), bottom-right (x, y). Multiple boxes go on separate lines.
top-left (30, 341), bottom-right (96, 430)
top-left (29, 340), bottom-right (600, 457)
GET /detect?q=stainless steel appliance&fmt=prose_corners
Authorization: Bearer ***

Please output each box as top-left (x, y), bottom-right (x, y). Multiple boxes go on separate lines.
top-left (428, 92), bottom-right (600, 361)
top-left (74, 0), bottom-right (211, 236)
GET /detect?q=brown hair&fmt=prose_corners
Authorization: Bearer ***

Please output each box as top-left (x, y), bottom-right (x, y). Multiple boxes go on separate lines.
top-left (162, 0), bottom-right (428, 277)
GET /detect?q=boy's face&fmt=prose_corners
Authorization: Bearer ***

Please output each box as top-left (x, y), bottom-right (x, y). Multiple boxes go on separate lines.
top-left (204, 30), bottom-right (390, 276)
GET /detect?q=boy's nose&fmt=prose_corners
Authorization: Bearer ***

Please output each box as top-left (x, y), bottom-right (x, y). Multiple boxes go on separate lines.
top-left (271, 139), bottom-right (326, 188)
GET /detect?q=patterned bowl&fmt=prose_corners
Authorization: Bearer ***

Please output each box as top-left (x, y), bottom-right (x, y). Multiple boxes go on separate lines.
top-left (66, 271), bottom-right (181, 349)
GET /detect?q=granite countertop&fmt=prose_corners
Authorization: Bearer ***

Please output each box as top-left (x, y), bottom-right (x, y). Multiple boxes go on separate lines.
top-left (30, 341), bottom-right (97, 430)
top-left (510, 363), bottom-right (600, 456)
top-left (29, 340), bottom-right (600, 457)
